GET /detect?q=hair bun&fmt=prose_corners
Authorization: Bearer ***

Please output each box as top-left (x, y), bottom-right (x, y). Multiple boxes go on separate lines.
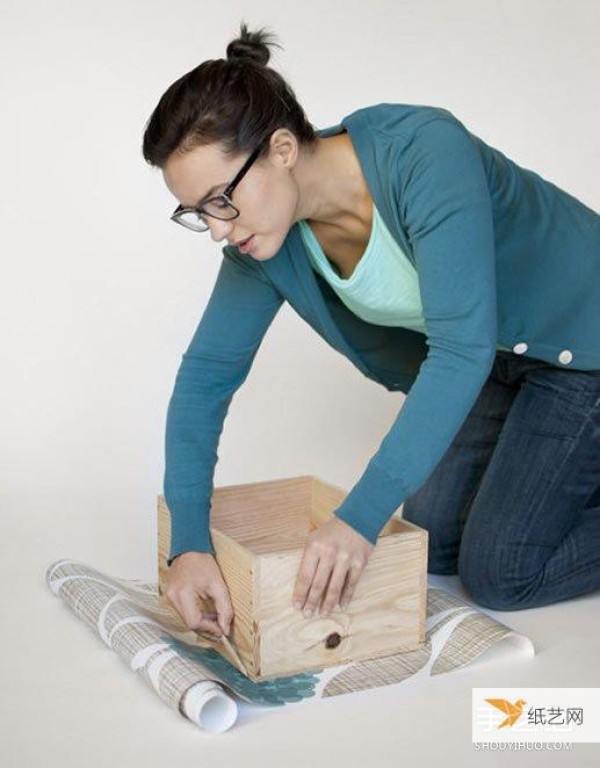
top-left (225, 21), bottom-right (281, 66)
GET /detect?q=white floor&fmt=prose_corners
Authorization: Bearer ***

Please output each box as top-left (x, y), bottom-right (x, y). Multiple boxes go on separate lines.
top-left (4, 504), bottom-right (600, 768)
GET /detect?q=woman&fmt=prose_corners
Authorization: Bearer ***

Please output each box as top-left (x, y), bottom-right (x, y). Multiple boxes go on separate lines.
top-left (142, 23), bottom-right (600, 640)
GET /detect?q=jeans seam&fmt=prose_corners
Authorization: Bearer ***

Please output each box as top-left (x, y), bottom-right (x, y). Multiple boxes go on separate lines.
top-left (492, 396), bottom-right (600, 591)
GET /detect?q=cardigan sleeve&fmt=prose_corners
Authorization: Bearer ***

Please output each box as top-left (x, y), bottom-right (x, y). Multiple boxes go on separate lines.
top-left (164, 246), bottom-right (284, 565)
top-left (334, 117), bottom-right (498, 543)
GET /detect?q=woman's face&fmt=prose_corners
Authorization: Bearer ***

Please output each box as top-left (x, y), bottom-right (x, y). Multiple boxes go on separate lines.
top-left (162, 129), bottom-right (301, 261)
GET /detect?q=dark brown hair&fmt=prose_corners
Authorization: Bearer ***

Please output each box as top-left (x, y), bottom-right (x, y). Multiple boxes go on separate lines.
top-left (142, 21), bottom-right (318, 169)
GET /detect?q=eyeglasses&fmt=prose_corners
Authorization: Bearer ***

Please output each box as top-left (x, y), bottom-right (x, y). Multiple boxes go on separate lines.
top-left (170, 133), bottom-right (272, 232)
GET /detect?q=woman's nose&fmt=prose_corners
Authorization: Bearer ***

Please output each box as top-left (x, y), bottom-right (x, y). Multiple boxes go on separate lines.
top-left (208, 218), bottom-right (234, 243)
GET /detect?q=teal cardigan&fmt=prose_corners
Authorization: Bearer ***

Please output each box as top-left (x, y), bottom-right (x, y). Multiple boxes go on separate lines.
top-left (164, 102), bottom-right (600, 565)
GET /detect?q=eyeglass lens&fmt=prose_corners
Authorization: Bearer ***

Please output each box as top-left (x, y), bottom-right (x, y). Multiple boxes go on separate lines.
top-left (176, 198), bottom-right (238, 231)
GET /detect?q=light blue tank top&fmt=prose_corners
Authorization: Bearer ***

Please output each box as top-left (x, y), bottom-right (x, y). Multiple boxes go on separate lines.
top-left (298, 202), bottom-right (511, 350)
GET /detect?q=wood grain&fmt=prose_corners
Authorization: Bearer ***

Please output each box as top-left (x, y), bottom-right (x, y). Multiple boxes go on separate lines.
top-left (158, 475), bottom-right (428, 681)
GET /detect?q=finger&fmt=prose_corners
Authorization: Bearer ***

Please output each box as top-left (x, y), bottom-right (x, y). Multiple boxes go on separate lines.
top-left (304, 557), bottom-right (334, 615)
top-left (320, 559), bottom-right (350, 616)
top-left (210, 583), bottom-right (234, 636)
top-left (178, 591), bottom-right (223, 637)
top-left (194, 612), bottom-right (224, 639)
top-left (293, 548), bottom-right (320, 610)
top-left (340, 562), bottom-right (364, 609)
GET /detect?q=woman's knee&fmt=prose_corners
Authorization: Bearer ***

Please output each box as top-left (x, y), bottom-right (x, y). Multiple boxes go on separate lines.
top-left (428, 559), bottom-right (459, 576)
top-left (457, 541), bottom-right (543, 611)
top-left (402, 501), bottom-right (460, 576)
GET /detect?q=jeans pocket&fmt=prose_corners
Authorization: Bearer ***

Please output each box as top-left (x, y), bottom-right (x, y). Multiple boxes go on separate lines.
top-left (508, 368), bottom-right (600, 440)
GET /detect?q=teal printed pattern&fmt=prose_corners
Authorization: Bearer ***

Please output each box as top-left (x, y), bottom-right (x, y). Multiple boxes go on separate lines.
top-left (166, 636), bottom-right (323, 705)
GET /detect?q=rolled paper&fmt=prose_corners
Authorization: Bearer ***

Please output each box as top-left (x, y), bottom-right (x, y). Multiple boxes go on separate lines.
top-left (45, 558), bottom-right (239, 732)
top-left (46, 559), bottom-right (535, 732)
top-left (181, 681), bottom-right (238, 733)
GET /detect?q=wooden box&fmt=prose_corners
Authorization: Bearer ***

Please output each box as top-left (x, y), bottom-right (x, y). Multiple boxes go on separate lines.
top-left (158, 475), bottom-right (428, 681)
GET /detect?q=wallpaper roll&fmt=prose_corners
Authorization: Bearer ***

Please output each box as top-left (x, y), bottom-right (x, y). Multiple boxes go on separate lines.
top-left (46, 558), bottom-right (534, 733)
top-left (180, 681), bottom-right (237, 732)
top-left (46, 559), bottom-right (240, 733)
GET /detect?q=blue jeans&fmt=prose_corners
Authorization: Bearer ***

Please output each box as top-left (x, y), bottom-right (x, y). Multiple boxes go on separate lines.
top-left (402, 349), bottom-right (600, 611)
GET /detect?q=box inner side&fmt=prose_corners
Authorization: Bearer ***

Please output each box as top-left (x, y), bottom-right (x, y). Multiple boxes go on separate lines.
top-left (210, 476), bottom-right (316, 554)
top-left (209, 475), bottom-right (415, 554)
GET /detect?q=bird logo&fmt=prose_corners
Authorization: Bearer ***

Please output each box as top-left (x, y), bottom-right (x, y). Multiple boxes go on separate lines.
top-left (484, 698), bottom-right (527, 728)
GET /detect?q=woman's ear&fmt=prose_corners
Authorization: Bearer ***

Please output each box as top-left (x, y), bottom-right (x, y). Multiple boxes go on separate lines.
top-left (268, 128), bottom-right (299, 170)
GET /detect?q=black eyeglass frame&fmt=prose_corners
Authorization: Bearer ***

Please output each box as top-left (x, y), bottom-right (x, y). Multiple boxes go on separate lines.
top-left (170, 133), bottom-right (272, 231)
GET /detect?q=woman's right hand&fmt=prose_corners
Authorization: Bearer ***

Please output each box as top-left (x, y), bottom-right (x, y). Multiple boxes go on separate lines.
top-left (163, 551), bottom-right (234, 638)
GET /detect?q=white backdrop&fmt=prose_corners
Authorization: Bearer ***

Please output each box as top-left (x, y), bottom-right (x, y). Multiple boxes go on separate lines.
top-left (3, 3), bottom-right (600, 767)
top-left (2, 0), bottom-right (599, 580)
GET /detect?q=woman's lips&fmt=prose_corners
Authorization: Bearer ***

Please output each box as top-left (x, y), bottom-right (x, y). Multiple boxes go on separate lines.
top-left (239, 235), bottom-right (255, 253)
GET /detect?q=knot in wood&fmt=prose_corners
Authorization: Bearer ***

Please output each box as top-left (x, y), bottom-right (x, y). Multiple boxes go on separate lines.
top-left (325, 631), bottom-right (342, 649)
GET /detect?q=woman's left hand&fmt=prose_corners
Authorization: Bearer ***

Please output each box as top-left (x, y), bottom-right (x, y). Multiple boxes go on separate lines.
top-left (292, 517), bottom-right (375, 617)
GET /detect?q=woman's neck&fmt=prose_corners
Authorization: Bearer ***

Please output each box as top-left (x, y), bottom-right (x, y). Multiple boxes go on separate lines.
top-left (292, 132), bottom-right (371, 229)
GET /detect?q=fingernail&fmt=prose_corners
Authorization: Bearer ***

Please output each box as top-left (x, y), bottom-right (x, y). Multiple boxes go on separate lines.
top-left (293, 601), bottom-right (302, 611)
top-left (303, 607), bottom-right (313, 618)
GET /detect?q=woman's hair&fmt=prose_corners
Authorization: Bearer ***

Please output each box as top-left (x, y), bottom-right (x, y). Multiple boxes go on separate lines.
top-left (142, 21), bottom-right (318, 169)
